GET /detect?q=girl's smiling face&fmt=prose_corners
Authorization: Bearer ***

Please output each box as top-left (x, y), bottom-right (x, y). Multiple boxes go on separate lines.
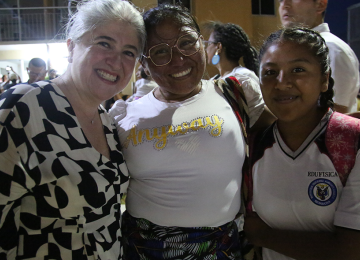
top-left (260, 40), bottom-right (328, 123)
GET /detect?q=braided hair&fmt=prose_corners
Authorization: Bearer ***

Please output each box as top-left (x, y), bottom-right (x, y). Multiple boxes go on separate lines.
top-left (259, 27), bottom-right (334, 109)
top-left (205, 22), bottom-right (259, 76)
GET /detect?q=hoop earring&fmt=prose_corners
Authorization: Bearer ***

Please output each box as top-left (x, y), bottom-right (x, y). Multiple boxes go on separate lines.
top-left (211, 50), bottom-right (220, 65)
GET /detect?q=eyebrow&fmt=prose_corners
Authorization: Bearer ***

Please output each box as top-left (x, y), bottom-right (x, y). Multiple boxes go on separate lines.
top-left (94, 35), bottom-right (139, 53)
top-left (289, 58), bottom-right (311, 64)
top-left (262, 58), bottom-right (311, 67)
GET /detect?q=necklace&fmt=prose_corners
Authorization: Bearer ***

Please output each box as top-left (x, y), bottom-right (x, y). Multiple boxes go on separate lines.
top-left (57, 76), bottom-right (98, 124)
top-left (157, 82), bottom-right (202, 103)
top-left (88, 109), bottom-right (98, 124)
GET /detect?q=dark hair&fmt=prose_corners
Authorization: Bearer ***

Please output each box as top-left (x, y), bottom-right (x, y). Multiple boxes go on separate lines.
top-left (29, 58), bottom-right (46, 68)
top-left (204, 21), bottom-right (259, 76)
top-left (259, 27), bottom-right (334, 109)
top-left (142, 4), bottom-right (200, 54)
top-left (140, 67), bottom-right (148, 79)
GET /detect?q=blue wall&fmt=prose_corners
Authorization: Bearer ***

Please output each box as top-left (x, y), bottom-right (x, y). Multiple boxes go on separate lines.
top-left (325, 0), bottom-right (360, 43)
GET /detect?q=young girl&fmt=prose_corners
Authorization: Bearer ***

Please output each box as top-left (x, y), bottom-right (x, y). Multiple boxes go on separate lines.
top-left (244, 27), bottom-right (360, 260)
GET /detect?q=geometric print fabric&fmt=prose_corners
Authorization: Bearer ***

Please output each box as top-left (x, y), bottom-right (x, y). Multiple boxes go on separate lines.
top-left (0, 81), bottom-right (129, 259)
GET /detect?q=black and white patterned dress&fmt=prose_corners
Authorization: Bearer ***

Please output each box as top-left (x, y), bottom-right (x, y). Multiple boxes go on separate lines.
top-left (0, 81), bottom-right (129, 259)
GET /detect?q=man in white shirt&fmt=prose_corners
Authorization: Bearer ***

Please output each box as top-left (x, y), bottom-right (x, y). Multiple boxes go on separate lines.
top-left (279, 0), bottom-right (360, 113)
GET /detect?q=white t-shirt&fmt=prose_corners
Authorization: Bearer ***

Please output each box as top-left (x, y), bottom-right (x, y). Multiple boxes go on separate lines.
top-left (133, 78), bottom-right (158, 98)
top-left (251, 111), bottom-right (360, 260)
top-left (110, 80), bottom-right (254, 227)
top-left (211, 66), bottom-right (264, 127)
top-left (314, 23), bottom-right (360, 112)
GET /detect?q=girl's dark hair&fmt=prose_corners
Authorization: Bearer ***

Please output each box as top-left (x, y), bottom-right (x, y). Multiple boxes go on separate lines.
top-left (204, 21), bottom-right (259, 76)
top-left (259, 27), bottom-right (334, 109)
top-left (142, 4), bottom-right (200, 53)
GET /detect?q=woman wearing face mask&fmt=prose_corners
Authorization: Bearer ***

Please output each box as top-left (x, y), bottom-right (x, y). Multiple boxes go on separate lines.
top-left (0, 0), bottom-right (145, 259)
top-left (244, 27), bottom-right (360, 260)
top-left (109, 4), bottom-right (271, 260)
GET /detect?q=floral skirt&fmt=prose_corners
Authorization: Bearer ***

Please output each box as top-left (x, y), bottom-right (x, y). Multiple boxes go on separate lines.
top-left (122, 211), bottom-right (242, 260)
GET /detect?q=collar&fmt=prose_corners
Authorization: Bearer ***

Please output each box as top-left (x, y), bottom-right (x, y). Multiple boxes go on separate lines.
top-left (312, 23), bottom-right (330, 33)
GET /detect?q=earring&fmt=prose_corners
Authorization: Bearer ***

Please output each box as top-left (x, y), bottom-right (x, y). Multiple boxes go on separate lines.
top-left (211, 50), bottom-right (220, 65)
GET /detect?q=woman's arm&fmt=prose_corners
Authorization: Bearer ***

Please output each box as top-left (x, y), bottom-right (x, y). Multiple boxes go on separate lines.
top-left (249, 106), bottom-right (276, 133)
top-left (244, 212), bottom-right (360, 260)
top-left (0, 138), bottom-right (28, 257)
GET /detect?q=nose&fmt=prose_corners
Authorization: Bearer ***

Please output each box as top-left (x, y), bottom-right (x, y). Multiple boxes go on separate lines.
top-left (280, 0), bottom-right (291, 8)
top-left (275, 71), bottom-right (292, 90)
top-left (170, 47), bottom-right (185, 65)
top-left (106, 52), bottom-right (123, 70)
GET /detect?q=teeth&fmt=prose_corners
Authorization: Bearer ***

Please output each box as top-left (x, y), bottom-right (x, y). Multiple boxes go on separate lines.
top-left (172, 68), bottom-right (191, 78)
top-left (278, 96), bottom-right (296, 101)
top-left (97, 70), bottom-right (117, 82)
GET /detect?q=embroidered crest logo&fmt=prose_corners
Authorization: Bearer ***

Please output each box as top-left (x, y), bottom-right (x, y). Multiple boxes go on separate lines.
top-left (308, 178), bottom-right (337, 206)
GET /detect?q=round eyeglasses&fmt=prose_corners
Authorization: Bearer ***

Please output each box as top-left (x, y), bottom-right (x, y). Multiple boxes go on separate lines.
top-left (142, 33), bottom-right (203, 66)
top-left (203, 40), bottom-right (217, 48)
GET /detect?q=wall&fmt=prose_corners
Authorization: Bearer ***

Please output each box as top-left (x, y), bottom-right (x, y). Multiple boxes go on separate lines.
top-left (193, 0), bottom-right (253, 77)
top-left (132, 0), bottom-right (282, 78)
top-left (131, 0), bottom-right (157, 11)
top-left (251, 0), bottom-right (281, 50)
top-left (326, 0), bottom-right (360, 43)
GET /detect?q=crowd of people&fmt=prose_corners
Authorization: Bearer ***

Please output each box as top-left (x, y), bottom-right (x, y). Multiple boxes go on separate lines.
top-left (0, 0), bottom-right (359, 259)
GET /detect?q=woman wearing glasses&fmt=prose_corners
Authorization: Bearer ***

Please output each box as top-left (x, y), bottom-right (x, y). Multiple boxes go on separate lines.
top-left (204, 22), bottom-right (264, 127)
top-left (109, 4), bottom-right (270, 260)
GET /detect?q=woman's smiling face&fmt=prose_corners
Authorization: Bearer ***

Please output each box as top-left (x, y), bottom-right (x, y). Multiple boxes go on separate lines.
top-left (142, 18), bottom-right (206, 99)
top-left (260, 40), bottom-right (328, 123)
top-left (69, 20), bottom-right (140, 103)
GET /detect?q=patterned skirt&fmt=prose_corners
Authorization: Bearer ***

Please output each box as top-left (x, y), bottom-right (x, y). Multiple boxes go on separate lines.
top-left (122, 211), bottom-right (242, 260)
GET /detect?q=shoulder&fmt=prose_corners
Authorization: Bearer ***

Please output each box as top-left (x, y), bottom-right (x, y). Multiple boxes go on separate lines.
top-left (0, 81), bottom-right (64, 125)
top-left (320, 32), bottom-right (357, 59)
top-left (232, 67), bottom-right (259, 82)
top-left (0, 83), bottom-right (38, 122)
top-left (250, 124), bottom-right (276, 164)
top-left (230, 67), bottom-right (260, 95)
top-left (109, 99), bottom-right (128, 124)
top-left (325, 112), bottom-right (360, 185)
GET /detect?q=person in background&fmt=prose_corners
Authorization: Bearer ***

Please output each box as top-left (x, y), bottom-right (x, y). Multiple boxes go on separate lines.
top-left (2, 67), bottom-right (21, 91)
top-left (2, 73), bottom-right (18, 91)
top-left (27, 57), bottom-right (47, 84)
top-left (244, 27), bottom-right (360, 260)
top-left (127, 64), bottom-right (158, 101)
top-left (204, 21), bottom-right (259, 78)
top-left (109, 4), bottom-right (272, 259)
top-left (0, 74), bottom-right (8, 88)
top-left (47, 68), bottom-right (59, 80)
top-left (0, 0), bottom-right (145, 259)
top-left (203, 21), bottom-right (265, 134)
top-left (279, 0), bottom-right (360, 113)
